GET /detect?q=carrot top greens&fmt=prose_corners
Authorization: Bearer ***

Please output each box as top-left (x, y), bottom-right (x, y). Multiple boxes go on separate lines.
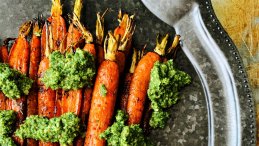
top-left (0, 63), bottom-right (33, 99)
top-left (41, 49), bottom-right (96, 90)
top-left (148, 60), bottom-right (191, 128)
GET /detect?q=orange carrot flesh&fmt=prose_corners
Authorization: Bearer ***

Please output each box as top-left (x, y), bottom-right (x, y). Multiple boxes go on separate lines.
top-left (67, 24), bottom-right (83, 50)
top-left (27, 32), bottom-right (41, 116)
top-left (85, 60), bottom-right (119, 146)
top-left (8, 34), bottom-right (31, 145)
top-left (51, 16), bottom-right (67, 52)
top-left (127, 52), bottom-right (160, 125)
top-left (38, 58), bottom-right (58, 146)
top-left (27, 28), bottom-right (42, 146)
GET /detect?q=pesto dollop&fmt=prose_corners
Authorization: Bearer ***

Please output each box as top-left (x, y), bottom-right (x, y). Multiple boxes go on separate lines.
top-left (0, 110), bottom-right (17, 146)
top-left (41, 49), bottom-right (96, 90)
top-left (100, 110), bottom-right (152, 146)
top-left (0, 63), bottom-right (33, 99)
top-left (148, 60), bottom-right (191, 128)
top-left (15, 113), bottom-right (81, 146)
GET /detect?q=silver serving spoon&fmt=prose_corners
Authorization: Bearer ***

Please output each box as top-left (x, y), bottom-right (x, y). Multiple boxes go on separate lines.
top-left (141, 1), bottom-right (241, 146)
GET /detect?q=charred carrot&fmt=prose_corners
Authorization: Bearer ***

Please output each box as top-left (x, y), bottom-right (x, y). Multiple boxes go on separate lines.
top-left (119, 48), bottom-right (142, 111)
top-left (126, 34), bottom-right (169, 125)
top-left (26, 20), bottom-right (42, 146)
top-left (113, 12), bottom-right (135, 75)
top-left (0, 39), bottom-right (11, 63)
top-left (66, 0), bottom-right (83, 50)
top-left (38, 23), bottom-right (58, 146)
top-left (50, 0), bottom-right (67, 53)
top-left (96, 12), bottom-right (105, 66)
top-left (61, 6), bottom-right (94, 116)
top-left (66, 9), bottom-right (96, 145)
top-left (85, 32), bottom-right (119, 146)
top-left (7, 21), bottom-right (32, 146)
top-left (0, 38), bottom-right (13, 110)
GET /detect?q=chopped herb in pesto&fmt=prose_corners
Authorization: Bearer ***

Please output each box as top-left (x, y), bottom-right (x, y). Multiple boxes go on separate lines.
top-left (0, 110), bottom-right (17, 146)
top-left (0, 63), bottom-right (33, 99)
top-left (148, 60), bottom-right (191, 128)
top-left (41, 49), bottom-right (96, 90)
top-left (15, 112), bottom-right (81, 146)
top-left (100, 84), bottom-right (107, 97)
top-left (0, 135), bottom-right (16, 146)
top-left (100, 110), bottom-right (152, 146)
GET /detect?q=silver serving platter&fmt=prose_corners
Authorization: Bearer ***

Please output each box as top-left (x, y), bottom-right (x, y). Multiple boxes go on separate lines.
top-left (0, 0), bottom-right (256, 145)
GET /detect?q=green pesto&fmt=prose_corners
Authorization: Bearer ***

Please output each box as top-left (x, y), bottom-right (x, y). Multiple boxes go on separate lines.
top-left (0, 63), bottom-right (33, 99)
top-left (41, 49), bottom-right (96, 90)
top-left (0, 110), bottom-right (17, 146)
top-left (15, 113), bottom-right (81, 146)
top-left (148, 60), bottom-right (191, 128)
top-left (0, 136), bottom-right (16, 146)
top-left (100, 84), bottom-right (107, 97)
top-left (100, 110), bottom-right (152, 146)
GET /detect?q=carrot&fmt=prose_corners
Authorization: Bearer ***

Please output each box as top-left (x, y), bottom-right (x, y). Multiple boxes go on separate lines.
top-left (66, 10), bottom-right (96, 145)
top-left (113, 12), bottom-right (135, 75)
top-left (26, 20), bottom-right (42, 146)
top-left (85, 32), bottom-right (119, 146)
top-left (6, 21), bottom-right (32, 146)
top-left (50, 0), bottom-right (67, 53)
top-left (0, 38), bottom-right (13, 110)
top-left (142, 35), bottom-right (181, 133)
top-left (61, 2), bottom-right (95, 117)
top-left (0, 39), bottom-right (11, 63)
top-left (37, 23), bottom-right (58, 146)
top-left (66, 0), bottom-right (83, 50)
top-left (119, 47), bottom-right (143, 111)
top-left (126, 34), bottom-right (169, 125)
top-left (96, 12), bottom-right (106, 66)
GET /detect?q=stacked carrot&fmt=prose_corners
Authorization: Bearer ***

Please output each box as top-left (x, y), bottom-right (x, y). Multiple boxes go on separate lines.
top-left (0, 0), bottom-right (183, 146)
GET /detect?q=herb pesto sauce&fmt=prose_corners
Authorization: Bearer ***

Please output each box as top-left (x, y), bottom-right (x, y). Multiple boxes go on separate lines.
top-left (0, 110), bottom-right (17, 146)
top-left (15, 113), bottom-right (81, 146)
top-left (0, 63), bottom-right (33, 99)
top-left (148, 60), bottom-right (191, 128)
top-left (41, 49), bottom-right (96, 90)
top-left (100, 110), bottom-right (152, 146)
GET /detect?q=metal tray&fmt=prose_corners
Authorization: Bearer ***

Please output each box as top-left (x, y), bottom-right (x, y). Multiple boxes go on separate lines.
top-left (0, 0), bottom-right (256, 145)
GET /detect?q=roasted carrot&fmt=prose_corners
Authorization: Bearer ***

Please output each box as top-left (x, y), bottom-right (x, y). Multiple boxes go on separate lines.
top-left (0, 39), bottom-right (10, 63)
top-left (0, 38), bottom-right (13, 110)
top-left (113, 12), bottom-right (135, 75)
top-left (96, 12), bottom-right (105, 66)
top-left (50, 0), bottom-right (67, 53)
top-left (26, 20), bottom-right (42, 146)
top-left (85, 32), bottom-right (119, 146)
top-left (61, 3), bottom-right (94, 116)
top-left (38, 23), bottom-right (58, 146)
top-left (66, 0), bottom-right (83, 50)
top-left (6, 21), bottom-right (32, 146)
top-left (126, 34), bottom-right (169, 125)
top-left (142, 35), bottom-right (181, 133)
top-left (65, 9), bottom-right (96, 145)
top-left (119, 47), bottom-right (143, 111)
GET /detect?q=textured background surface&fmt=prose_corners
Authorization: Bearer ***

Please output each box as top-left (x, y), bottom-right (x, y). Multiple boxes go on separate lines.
top-left (0, 0), bottom-right (256, 145)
